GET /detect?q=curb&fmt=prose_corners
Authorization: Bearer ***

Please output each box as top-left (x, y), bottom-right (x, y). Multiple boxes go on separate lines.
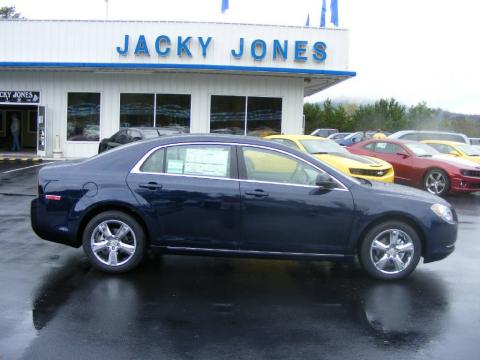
top-left (0, 157), bottom-right (43, 162)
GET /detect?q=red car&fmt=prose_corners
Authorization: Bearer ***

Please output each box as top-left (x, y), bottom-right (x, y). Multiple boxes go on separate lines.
top-left (349, 139), bottom-right (480, 195)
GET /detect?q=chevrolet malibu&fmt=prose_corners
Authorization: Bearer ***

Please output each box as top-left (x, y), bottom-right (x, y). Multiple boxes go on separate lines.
top-left (31, 135), bottom-right (457, 280)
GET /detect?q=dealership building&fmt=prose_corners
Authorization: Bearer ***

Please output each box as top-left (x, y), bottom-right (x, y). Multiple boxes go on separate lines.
top-left (0, 20), bottom-right (354, 158)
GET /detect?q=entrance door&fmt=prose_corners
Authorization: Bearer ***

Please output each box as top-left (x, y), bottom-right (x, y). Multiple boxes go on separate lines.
top-left (37, 106), bottom-right (46, 157)
top-left (0, 106), bottom-right (39, 153)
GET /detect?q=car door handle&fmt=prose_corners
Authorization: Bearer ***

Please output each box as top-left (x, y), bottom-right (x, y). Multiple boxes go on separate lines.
top-left (139, 182), bottom-right (163, 191)
top-left (244, 190), bottom-right (269, 197)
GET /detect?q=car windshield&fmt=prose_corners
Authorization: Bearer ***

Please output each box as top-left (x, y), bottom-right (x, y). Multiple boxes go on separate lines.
top-left (405, 143), bottom-right (439, 157)
top-left (457, 144), bottom-right (480, 156)
top-left (300, 139), bottom-right (349, 154)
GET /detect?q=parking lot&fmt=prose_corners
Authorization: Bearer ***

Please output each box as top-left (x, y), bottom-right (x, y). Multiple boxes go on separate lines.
top-left (1, 160), bottom-right (480, 360)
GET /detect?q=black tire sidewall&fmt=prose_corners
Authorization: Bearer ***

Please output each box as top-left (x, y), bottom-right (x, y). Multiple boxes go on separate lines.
top-left (424, 168), bottom-right (450, 196)
top-left (359, 221), bottom-right (421, 281)
top-left (82, 211), bottom-right (146, 273)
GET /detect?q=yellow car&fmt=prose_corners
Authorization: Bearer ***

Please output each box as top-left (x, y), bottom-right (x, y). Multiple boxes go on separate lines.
top-left (422, 140), bottom-right (480, 164)
top-left (265, 135), bottom-right (394, 183)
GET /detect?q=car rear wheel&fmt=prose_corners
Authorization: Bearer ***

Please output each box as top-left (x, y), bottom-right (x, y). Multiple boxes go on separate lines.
top-left (82, 211), bottom-right (146, 273)
top-left (359, 221), bottom-right (421, 280)
top-left (424, 169), bottom-right (450, 196)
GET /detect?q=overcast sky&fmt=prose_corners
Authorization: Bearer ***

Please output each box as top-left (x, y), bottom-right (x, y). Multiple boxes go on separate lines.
top-left (2, 0), bottom-right (479, 114)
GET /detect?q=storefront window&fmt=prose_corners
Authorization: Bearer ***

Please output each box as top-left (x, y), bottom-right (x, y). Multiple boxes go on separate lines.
top-left (120, 94), bottom-right (154, 128)
top-left (67, 93), bottom-right (100, 141)
top-left (210, 96), bottom-right (246, 135)
top-left (210, 95), bottom-right (282, 136)
top-left (155, 94), bottom-right (191, 133)
top-left (247, 97), bottom-right (282, 136)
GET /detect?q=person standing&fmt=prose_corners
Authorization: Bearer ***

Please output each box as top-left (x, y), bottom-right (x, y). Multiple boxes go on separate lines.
top-left (10, 114), bottom-right (21, 152)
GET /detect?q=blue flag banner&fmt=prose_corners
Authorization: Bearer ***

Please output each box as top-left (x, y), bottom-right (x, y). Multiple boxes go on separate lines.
top-left (330, 0), bottom-right (339, 26)
top-left (320, 0), bottom-right (326, 27)
top-left (305, 14), bottom-right (310, 26)
top-left (221, 0), bottom-right (229, 13)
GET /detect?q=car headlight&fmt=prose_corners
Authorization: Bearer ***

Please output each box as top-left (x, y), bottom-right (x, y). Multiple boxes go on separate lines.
top-left (430, 203), bottom-right (455, 224)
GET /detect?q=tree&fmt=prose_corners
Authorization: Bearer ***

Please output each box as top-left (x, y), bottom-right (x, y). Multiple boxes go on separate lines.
top-left (0, 6), bottom-right (22, 19)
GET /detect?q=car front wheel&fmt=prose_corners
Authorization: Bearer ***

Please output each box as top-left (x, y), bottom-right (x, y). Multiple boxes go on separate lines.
top-left (359, 221), bottom-right (421, 280)
top-left (424, 168), bottom-right (450, 196)
top-left (82, 211), bottom-right (146, 273)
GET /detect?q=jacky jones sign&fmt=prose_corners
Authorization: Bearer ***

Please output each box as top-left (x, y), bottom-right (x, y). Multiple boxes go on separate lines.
top-left (116, 35), bottom-right (328, 62)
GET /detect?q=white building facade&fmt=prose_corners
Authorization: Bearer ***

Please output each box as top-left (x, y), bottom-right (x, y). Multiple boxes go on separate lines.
top-left (0, 20), bottom-right (354, 158)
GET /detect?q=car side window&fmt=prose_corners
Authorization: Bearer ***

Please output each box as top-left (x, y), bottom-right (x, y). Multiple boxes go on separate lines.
top-left (128, 129), bottom-right (142, 140)
top-left (363, 142), bottom-right (376, 151)
top-left (165, 145), bottom-right (232, 178)
top-left (241, 147), bottom-right (320, 186)
top-left (374, 142), bottom-right (403, 154)
top-left (402, 134), bottom-right (419, 141)
top-left (140, 148), bottom-right (165, 173)
top-left (430, 143), bottom-right (454, 154)
top-left (115, 130), bottom-right (129, 144)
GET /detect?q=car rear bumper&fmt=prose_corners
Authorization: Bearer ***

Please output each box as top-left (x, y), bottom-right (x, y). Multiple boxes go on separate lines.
top-left (31, 198), bottom-right (80, 248)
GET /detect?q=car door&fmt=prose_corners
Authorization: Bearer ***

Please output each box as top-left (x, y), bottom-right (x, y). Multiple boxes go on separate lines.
top-left (372, 142), bottom-right (413, 183)
top-left (238, 145), bottom-right (354, 254)
top-left (127, 143), bottom-right (241, 249)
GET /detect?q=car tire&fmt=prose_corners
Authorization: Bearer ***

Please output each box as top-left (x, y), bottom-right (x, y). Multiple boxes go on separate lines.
top-left (423, 168), bottom-right (450, 196)
top-left (82, 211), bottom-right (146, 273)
top-left (359, 221), bottom-right (421, 281)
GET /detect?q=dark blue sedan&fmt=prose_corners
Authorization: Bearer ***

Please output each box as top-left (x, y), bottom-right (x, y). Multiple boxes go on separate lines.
top-left (31, 135), bottom-right (457, 280)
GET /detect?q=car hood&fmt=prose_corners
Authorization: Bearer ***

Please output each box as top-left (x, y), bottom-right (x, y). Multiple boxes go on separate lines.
top-left (361, 180), bottom-right (449, 205)
top-left (314, 152), bottom-right (391, 169)
top-left (432, 154), bottom-right (480, 168)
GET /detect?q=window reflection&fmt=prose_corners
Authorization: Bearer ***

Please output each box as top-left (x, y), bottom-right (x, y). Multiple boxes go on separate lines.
top-left (120, 94), bottom-right (154, 128)
top-left (247, 97), bottom-right (282, 137)
top-left (67, 93), bottom-right (100, 141)
top-left (210, 95), bottom-right (282, 137)
top-left (155, 94), bottom-right (191, 133)
top-left (210, 95), bottom-right (246, 135)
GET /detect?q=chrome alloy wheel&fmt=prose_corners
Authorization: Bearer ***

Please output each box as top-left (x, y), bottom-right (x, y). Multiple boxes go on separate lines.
top-left (369, 229), bottom-right (415, 274)
top-left (90, 220), bottom-right (137, 267)
top-left (425, 171), bottom-right (447, 195)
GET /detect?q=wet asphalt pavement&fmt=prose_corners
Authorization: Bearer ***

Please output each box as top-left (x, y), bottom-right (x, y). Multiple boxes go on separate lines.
top-left (0, 161), bottom-right (479, 360)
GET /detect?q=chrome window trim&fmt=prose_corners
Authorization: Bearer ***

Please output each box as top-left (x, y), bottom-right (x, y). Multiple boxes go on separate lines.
top-left (130, 141), bottom-right (350, 191)
top-left (162, 246), bottom-right (345, 258)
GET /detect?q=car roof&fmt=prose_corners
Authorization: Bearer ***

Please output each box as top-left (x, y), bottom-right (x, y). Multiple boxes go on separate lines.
top-left (267, 134), bottom-right (328, 141)
top-left (421, 140), bottom-right (464, 146)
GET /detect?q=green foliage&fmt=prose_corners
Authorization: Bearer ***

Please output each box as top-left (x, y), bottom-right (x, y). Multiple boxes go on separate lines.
top-left (0, 6), bottom-right (22, 19)
top-left (304, 98), bottom-right (480, 137)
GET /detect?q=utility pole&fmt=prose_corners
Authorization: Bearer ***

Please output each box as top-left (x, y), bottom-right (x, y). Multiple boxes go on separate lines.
top-left (105, 0), bottom-right (109, 20)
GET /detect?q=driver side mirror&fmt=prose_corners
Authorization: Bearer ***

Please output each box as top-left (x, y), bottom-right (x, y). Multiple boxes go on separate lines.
top-left (449, 150), bottom-right (461, 157)
top-left (396, 152), bottom-right (409, 158)
top-left (315, 173), bottom-right (337, 189)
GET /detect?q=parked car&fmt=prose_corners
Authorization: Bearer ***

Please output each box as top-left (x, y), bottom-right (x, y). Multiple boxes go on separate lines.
top-left (335, 131), bottom-right (365, 146)
top-left (327, 132), bottom-right (352, 140)
top-left (422, 140), bottom-right (480, 164)
top-left (469, 138), bottom-right (480, 146)
top-left (349, 138), bottom-right (480, 195)
top-left (310, 128), bottom-right (338, 137)
top-left (266, 135), bottom-right (394, 183)
top-left (98, 127), bottom-right (185, 153)
top-left (389, 130), bottom-right (470, 144)
top-left (31, 134), bottom-right (457, 280)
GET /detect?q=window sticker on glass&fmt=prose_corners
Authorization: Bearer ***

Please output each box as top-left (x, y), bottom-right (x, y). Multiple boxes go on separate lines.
top-left (167, 159), bottom-right (184, 174)
top-left (376, 142), bottom-right (387, 149)
top-left (184, 148), bottom-right (229, 177)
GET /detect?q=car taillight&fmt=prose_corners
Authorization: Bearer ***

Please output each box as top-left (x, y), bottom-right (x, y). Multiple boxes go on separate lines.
top-left (45, 195), bottom-right (62, 201)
